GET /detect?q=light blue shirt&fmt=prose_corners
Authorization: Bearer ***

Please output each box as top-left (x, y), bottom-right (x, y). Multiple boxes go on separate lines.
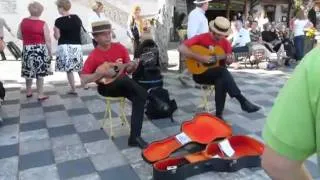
top-left (232, 28), bottom-right (251, 47)
top-left (187, 7), bottom-right (209, 39)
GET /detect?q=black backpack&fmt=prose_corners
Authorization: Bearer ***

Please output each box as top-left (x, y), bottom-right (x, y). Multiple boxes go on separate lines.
top-left (145, 87), bottom-right (177, 121)
top-left (133, 39), bottom-right (163, 90)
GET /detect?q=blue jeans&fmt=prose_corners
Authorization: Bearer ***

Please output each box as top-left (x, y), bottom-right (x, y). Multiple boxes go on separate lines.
top-left (294, 35), bottom-right (305, 61)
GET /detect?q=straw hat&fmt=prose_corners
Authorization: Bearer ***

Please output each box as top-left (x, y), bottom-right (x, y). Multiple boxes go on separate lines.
top-left (91, 21), bottom-right (112, 34)
top-left (209, 16), bottom-right (232, 36)
top-left (193, 0), bottom-right (212, 4)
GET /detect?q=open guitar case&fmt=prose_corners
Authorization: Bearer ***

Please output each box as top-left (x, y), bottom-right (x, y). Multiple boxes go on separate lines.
top-left (141, 113), bottom-right (264, 180)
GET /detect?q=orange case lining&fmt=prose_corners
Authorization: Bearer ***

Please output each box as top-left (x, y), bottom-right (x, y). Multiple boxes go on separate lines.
top-left (142, 113), bottom-right (232, 163)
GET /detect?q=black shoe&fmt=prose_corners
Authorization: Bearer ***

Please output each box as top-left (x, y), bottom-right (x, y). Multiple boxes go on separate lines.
top-left (128, 136), bottom-right (148, 149)
top-left (241, 100), bottom-right (260, 113)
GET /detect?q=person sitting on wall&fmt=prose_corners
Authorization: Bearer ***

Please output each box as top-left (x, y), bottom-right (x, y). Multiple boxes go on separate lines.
top-left (232, 20), bottom-right (251, 53)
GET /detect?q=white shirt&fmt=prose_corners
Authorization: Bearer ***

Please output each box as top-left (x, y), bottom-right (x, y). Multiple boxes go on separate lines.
top-left (187, 7), bottom-right (209, 39)
top-left (294, 19), bottom-right (309, 37)
top-left (232, 28), bottom-right (251, 47)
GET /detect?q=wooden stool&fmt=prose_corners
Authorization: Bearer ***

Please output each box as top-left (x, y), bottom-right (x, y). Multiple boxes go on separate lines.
top-left (101, 97), bottom-right (130, 139)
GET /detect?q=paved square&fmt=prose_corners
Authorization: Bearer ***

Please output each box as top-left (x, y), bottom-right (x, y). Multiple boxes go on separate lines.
top-left (0, 61), bottom-right (318, 179)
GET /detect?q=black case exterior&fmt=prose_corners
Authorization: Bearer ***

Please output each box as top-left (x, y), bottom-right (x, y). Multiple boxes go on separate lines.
top-left (153, 156), bottom-right (261, 180)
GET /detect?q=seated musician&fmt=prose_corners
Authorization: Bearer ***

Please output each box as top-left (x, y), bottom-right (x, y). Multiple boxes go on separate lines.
top-left (80, 21), bottom-right (147, 148)
top-left (178, 17), bottom-right (260, 119)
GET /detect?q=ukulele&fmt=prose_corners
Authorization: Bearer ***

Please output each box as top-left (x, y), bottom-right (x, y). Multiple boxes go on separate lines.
top-left (96, 60), bottom-right (138, 85)
top-left (185, 45), bottom-right (226, 75)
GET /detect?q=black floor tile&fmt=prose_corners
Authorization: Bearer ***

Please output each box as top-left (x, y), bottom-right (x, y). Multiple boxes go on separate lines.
top-left (0, 144), bottom-right (18, 159)
top-left (20, 120), bottom-right (46, 132)
top-left (79, 130), bottom-right (108, 144)
top-left (48, 125), bottom-right (77, 138)
top-left (57, 158), bottom-right (95, 179)
top-left (19, 150), bottom-right (54, 171)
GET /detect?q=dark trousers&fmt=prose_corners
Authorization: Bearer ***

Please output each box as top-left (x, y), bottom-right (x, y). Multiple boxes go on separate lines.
top-left (0, 37), bottom-right (6, 60)
top-left (97, 75), bottom-right (148, 138)
top-left (263, 41), bottom-right (281, 53)
top-left (232, 46), bottom-right (249, 53)
top-left (132, 39), bottom-right (140, 55)
top-left (294, 35), bottom-right (305, 61)
top-left (193, 68), bottom-right (241, 115)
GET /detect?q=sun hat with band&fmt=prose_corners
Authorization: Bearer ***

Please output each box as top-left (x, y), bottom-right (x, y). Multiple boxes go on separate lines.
top-left (193, 0), bottom-right (212, 4)
top-left (209, 16), bottom-right (232, 36)
top-left (91, 20), bottom-right (112, 34)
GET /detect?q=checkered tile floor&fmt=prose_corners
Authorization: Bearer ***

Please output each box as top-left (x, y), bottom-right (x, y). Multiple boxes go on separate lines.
top-left (0, 67), bottom-right (318, 180)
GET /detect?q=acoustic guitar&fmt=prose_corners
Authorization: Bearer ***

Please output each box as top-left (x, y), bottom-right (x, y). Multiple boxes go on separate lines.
top-left (185, 45), bottom-right (226, 75)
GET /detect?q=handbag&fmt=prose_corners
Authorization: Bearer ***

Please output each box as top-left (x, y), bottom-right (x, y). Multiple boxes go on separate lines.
top-left (80, 25), bottom-right (92, 45)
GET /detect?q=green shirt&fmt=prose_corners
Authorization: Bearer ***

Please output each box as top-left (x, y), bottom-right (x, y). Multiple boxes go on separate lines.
top-left (263, 47), bottom-right (320, 162)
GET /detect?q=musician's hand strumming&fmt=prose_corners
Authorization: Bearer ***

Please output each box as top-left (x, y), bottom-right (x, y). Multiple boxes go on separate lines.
top-left (201, 56), bottom-right (213, 64)
top-left (95, 62), bottom-right (117, 78)
top-left (126, 61), bottom-right (138, 73)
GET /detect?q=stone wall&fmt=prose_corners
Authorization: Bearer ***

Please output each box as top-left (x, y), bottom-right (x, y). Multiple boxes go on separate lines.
top-left (0, 0), bottom-right (17, 14)
top-left (100, 1), bottom-right (129, 28)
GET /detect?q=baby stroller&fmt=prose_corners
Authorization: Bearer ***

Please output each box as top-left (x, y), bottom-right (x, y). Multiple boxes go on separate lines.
top-left (132, 38), bottom-right (163, 90)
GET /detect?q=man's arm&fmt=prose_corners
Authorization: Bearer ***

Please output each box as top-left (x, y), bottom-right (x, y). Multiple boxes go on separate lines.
top-left (178, 44), bottom-right (209, 63)
top-left (262, 145), bottom-right (313, 180)
top-left (81, 66), bottom-right (117, 85)
top-left (261, 51), bottom-right (320, 179)
top-left (80, 72), bottom-right (104, 85)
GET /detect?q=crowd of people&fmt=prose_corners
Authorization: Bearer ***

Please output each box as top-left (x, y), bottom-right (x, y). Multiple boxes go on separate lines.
top-left (230, 8), bottom-right (315, 68)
